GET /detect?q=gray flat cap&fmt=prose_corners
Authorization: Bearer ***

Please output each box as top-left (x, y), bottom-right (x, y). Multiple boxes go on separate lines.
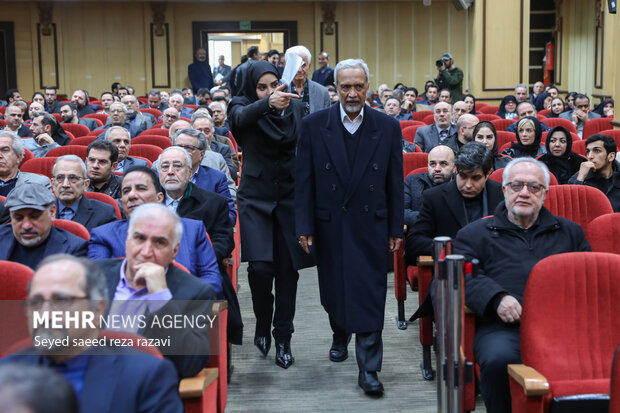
top-left (5, 183), bottom-right (56, 211)
top-left (441, 53), bottom-right (453, 61)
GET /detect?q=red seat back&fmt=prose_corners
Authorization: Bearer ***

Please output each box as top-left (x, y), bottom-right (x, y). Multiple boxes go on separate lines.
top-left (61, 123), bottom-right (90, 138)
top-left (479, 105), bottom-right (500, 114)
top-left (600, 130), bottom-right (620, 146)
top-left (422, 114), bottom-right (435, 125)
top-left (19, 149), bottom-right (34, 167)
top-left (0, 261), bottom-right (34, 300)
top-left (131, 135), bottom-right (172, 149)
top-left (46, 145), bottom-right (88, 161)
top-left (402, 125), bottom-right (421, 144)
top-left (572, 139), bottom-right (620, 157)
top-left (128, 144), bottom-right (163, 162)
top-left (84, 191), bottom-right (122, 220)
top-left (144, 127), bottom-right (171, 136)
top-left (20, 157), bottom-right (57, 179)
top-left (521, 252), bottom-right (620, 392)
top-left (86, 129), bottom-right (106, 137)
top-left (538, 109), bottom-right (552, 116)
top-left (491, 118), bottom-right (518, 131)
top-left (82, 113), bottom-right (109, 124)
top-left (141, 108), bottom-right (163, 119)
top-left (52, 219), bottom-right (90, 240)
top-left (543, 184), bottom-right (614, 229)
top-left (403, 152), bottom-right (428, 177)
top-left (611, 344), bottom-right (620, 413)
top-left (475, 113), bottom-right (501, 122)
top-left (411, 110), bottom-right (433, 122)
top-left (496, 130), bottom-right (517, 148)
top-left (583, 117), bottom-right (613, 140)
top-left (587, 213), bottom-right (620, 254)
top-left (68, 136), bottom-right (98, 146)
top-left (544, 117), bottom-right (578, 134)
top-left (399, 120), bottom-right (425, 131)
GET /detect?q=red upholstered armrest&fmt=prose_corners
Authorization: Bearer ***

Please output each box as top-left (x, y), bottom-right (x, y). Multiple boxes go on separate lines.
top-left (179, 368), bottom-right (219, 398)
top-left (507, 364), bottom-right (550, 396)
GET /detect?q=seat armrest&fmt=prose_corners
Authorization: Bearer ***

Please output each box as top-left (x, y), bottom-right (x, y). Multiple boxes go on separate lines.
top-left (418, 255), bottom-right (433, 266)
top-left (179, 367), bottom-right (219, 398)
top-left (507, 364), bottom-right (549, 396)
top-left (212, 300), bottom-right (228, 314)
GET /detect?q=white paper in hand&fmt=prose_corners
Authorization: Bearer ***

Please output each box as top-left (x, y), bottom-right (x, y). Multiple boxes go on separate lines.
top-left (281, 53), bottom-right (304, 87)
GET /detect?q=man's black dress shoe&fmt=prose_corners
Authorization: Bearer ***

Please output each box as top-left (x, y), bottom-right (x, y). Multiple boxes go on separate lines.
top-left (254, 336), bottom-right (271, 357)
top-left (275, 342), bottom-right (294, 369)
top-left (329, 334), bottom-right (352, 362)
top-left (358, 371), bottom-right (384, 394)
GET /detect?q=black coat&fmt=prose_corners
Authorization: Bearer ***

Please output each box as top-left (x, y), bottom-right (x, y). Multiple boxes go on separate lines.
top-left (98, 259), bottom-right (215, 379)
top-left (175, 183), bottom-right (234, 263)
top-left (56, 197), bottom-right (117, 232)
top-left (568, 161), bottom-right (620, 212)
top-left (405, 179), bottom-right (504, 261)
top-left (454, 203), bottom-right (591, 322)
top-left (295, 103), bottom-right (404, 332)
top-left (228, 74), bottom-right (314, 270)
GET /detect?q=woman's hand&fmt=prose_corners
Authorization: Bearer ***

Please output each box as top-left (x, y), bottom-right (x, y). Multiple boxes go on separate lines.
top-left (268, 83), bottom-right (299, 110)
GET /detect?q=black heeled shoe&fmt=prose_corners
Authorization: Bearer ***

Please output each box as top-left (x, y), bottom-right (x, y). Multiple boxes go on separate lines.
top-left (254, 336), bottom-right (271, 357)
top-left (275, 341), bottom-right (294, 369)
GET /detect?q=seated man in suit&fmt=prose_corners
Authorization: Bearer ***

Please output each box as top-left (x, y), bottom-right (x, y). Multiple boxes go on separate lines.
top-left (121, 95), bottom-right (155, 132)
top-left (0, 254), bottom-right (184, 412)
top-left (404, 145), bottom-right (455, 228)
top-left (191, 112), bottom-right (239, 180)
top-left (103, 127), bottom-right (148, 173)
top-left (23, 112), bottom-right (63, 158)
top-left (560, 93), bottom-right (601, 139)
top-left (95, 102), bottom-right (143, 138)
top-left (89, 165), bottom-right (222, 295)
top-left (140, 89), bottom-right (168, 112)
top-left (0, 183), bottom-right (88, 269)
top-left (568, 133), bottom-right (620, 211)
top-left (3, 104), bottom-right (32, 137)
top-left (70, 90), bottom-right (95, 118)
top-left (157, 146), bottom-right (234, 271)
top-left (454, 158), bottom-right (590, 412)
top-left (97, 203), bottom-right (216, 378)
top-left (170, 128), bottom-right (236, 225)
top-left (59, 102), bottom-right (98, 131)
top-left (453, 114), bottom-right (479, 151)
top-left (311, 51), bottom-right (335, 87)
top-left (52, 155), bottom-right (117, 232)
top-left (161, 108), bottom-right (179, 130)
top-left (0, 130), bottom-right (51, 197)
top-left (405, 142), bottom-right (503, 263)
top-left (86, 139), bottom-right (122, 199)
top-left (414, 101), bottom-right (458, 153)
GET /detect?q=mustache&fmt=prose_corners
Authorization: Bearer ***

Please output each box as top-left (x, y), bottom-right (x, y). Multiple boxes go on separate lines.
top-left (21, 229), bottom-right (39, 236)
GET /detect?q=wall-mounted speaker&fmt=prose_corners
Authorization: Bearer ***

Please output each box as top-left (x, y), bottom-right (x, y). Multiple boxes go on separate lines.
top-left (609, 0), bottom-right (617, 14)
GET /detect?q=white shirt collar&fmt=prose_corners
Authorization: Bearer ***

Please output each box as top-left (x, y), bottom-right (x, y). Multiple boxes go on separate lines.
top-left (339, 104), bottom-right (364, 124)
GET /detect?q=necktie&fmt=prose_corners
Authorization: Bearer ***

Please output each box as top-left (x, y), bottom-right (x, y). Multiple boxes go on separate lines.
top-left (61, 207), bottom-right (73, 220)
top-left (439, 130), bottom-right (448, 142)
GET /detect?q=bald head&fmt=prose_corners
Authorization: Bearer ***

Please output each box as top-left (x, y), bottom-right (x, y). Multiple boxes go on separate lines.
top-left (457, 114), bottom-right (479, 144)
top-left (427, 145), bottom-right (455, 184)
top-left (452, 101), bottom-right (468, 122)
top-left (516, 102), bottom-right (537, 118)
top-left (169, 120), bottom-right (191, 139)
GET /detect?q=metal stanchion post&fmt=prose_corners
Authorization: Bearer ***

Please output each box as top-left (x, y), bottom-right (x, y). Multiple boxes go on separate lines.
top-left (433, 236), bottom-right (452, 413)
top-left (445, 255), bottom-right (465, 413)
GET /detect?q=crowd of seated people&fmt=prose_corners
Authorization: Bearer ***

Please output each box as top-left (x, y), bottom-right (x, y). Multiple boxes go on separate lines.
top-left (0, 68), bottom-right (616, 413)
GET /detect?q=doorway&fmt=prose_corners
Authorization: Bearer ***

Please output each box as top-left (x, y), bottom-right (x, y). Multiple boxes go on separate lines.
top-left (0, 22), bottom-right (17, 98)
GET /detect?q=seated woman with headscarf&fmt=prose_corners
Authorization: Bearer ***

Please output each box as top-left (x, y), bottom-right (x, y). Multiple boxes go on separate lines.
top-left (463, 94), bottom-right (480, 115)
top-left (593, 98), bottom-right (614, 118)
top-left (501, 116), bottom-right (546, 158)
top-left (496, 95), bottom-right (518, 120)
top-left (538, 126), bottom-right (587, 184)
top-left (547, 97), bottom-right (566, 118)
top-left (473, 121), bottom-right (511, 170)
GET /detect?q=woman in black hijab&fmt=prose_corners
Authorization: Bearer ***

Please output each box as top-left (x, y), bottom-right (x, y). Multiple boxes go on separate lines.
top-left (538, 126), bottom-right (586, 184)
top-left (501, 116), bottom-right (546, 158)
top-left (228, 61), bottom-right (314, 369)
top-left (496, 95), bottom-right (518, 119)
top-left (473, 121), bottom-right (511, 170)
top-left (463, 93), bottom-right (480, 115)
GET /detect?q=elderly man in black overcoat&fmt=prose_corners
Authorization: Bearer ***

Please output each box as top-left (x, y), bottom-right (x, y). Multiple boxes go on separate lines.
top-left (295, 58), bottom-right (404, 395)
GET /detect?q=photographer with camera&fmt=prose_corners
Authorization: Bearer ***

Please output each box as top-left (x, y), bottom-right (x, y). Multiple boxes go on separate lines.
top-left (435, 52), bottom-right (463, 104)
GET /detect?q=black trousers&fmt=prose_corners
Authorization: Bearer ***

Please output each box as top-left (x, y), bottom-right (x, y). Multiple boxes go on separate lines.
top-left (474, 321), bottom-right (522, 413)
top-left (247, 220), bottom-right (299, 342)
top-left (330, 316), bottom-right (383, 372)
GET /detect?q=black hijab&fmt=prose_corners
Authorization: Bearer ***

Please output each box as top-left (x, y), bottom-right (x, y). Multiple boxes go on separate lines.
top-left (229, 60), bottom-right (300, 142)
top-left (533, 92), bottom-right (549, 111)
top-left (508, 116), bottom-right (543, 157)
top-left (496, 95), bottom-right (517, 119)
top-left (539, 126), bottom-right (587, 184)
top-left (464, 93), bottom-right (479, 115)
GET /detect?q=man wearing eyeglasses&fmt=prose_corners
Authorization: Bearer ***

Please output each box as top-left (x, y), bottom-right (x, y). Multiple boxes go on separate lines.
top-left (453, 157), bottom-right (590, 413)
top-left (161, 108), bottom-right (180, 130)
top-left (0, 183), bottom-right (87, 269)
top-left (52, 155), bottom-right (117, 232)
top-left (170, 128), bottom-right (235, 225)
top-left (285, 45), bottom-right (330, 117)
top-left (94, 102), bottom-right (143, 138)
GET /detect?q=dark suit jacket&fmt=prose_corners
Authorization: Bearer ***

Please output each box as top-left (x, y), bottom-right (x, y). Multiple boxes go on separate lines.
top-left (88, 218), bottom-right (221, 295)
top-left (295, 103), bottom-right (404, 332)
top-left (16, 124), bottom-right (32, 138)
top-left (98, 258), bottom-right (215, 378)
top-left (413, 124), bottom-right (458, 153)
top-left (312, 66), bottom-right (335, 87)
top-left (175, 183), bottom-right (234, 263)
top-left (78, 118), bottom-right (98, 131)
top-left (210, 139), bottom-right (237, 180)
top-left (0, 200), bottom-right (8, 225)
top-left (0, 225), bottom-right (88, 269)
top-left (1, 346), bottom-right (183, 413)
top-left (405, 179), bottom-right (504, 260)
top-left (193, 165), bottom-right (236, 225)
top-left (56, 197), bottom-right (117, 232)
top-left (121, 156), bottom-right (149, 171)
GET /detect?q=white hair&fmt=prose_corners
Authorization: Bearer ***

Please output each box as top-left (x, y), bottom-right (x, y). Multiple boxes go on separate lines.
top-left (285, 45), bottom-right (312, 65)
top-left (128, 203), bottom-right (183, 246)
top-left (208, 101), bottom-right (227, 112)
top-left (334, 59), bottom-right (370, 85)
top-left (157, 146), bottom-right (192, 173)
top-left (502, 157), bottom-right (550, 188)
top-left (53, 155), bottom-right (87, 177)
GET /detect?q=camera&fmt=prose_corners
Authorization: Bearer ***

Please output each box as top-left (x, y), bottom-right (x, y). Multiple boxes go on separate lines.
top-left (436, 60), bottom-right (444, 68)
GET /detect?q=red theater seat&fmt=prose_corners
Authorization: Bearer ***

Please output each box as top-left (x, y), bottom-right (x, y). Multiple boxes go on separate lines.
top-left (403, 152), bottom-right (428, 178)
top-left (587, 213), bottom-right (620, 254)
top-left (20, 157), bottom-right (57, 179)
top-left (52, 219), bottom-right (90, 241)
top-left (543, 184), bottom-right (614, 230)
top-left (583, 117), bottom-right (613, 139)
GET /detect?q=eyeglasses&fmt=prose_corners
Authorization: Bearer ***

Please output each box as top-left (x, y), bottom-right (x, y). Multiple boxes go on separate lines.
top-left (54, 174), bottom-right (83, 183)
top-left (505, 181), bottom-right (545, 194)
top-left (164, 114), bottom-right (178, 119)
top-left (24, 295), bottom-right (89, 310)
top-left (160, 162), bottom-right (186, 172)
top-left (177, 144), bottom-right (199, 153)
